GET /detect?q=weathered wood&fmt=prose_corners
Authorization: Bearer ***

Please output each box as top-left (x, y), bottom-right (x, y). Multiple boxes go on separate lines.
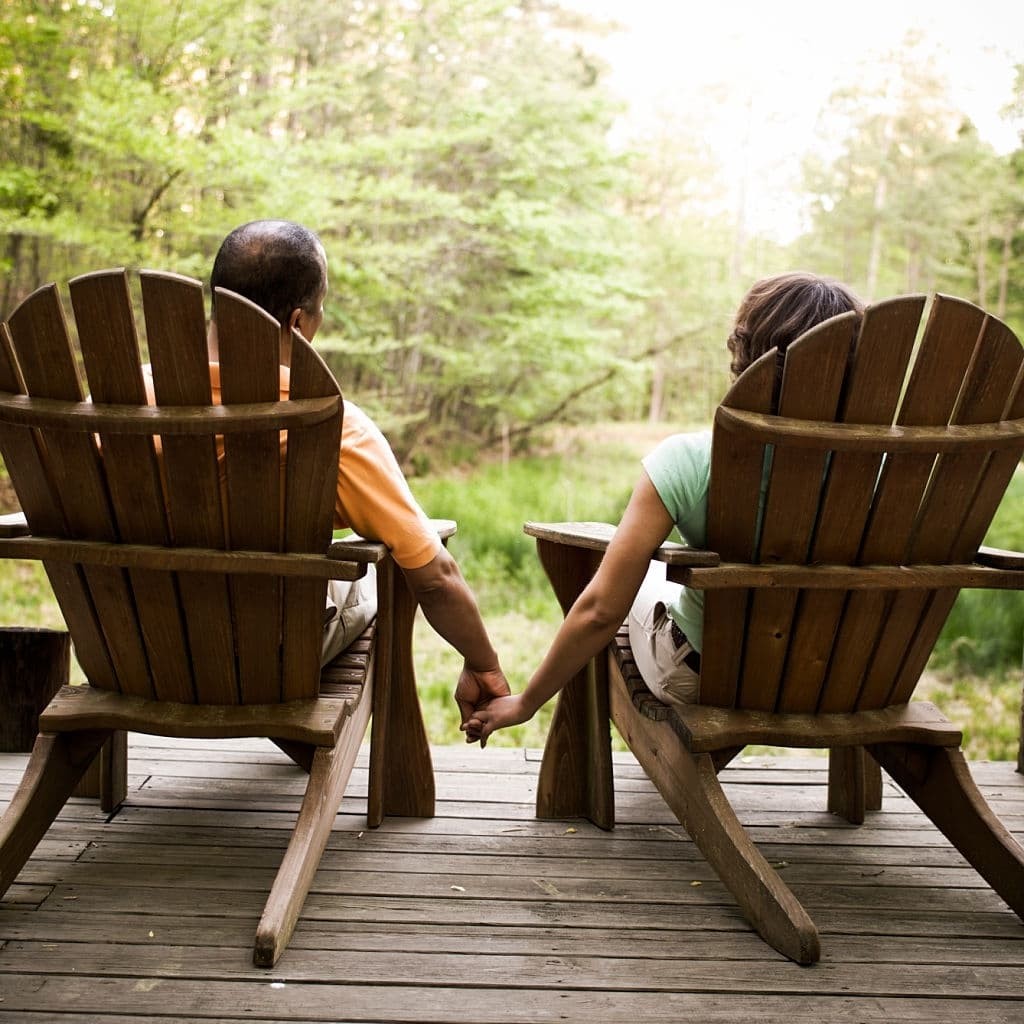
top-left (39, 685), bottom-right (355, 746)
top-left (677, 560), bottom-right (1024, 590)
top-left (255, 660), bottom-right (373, 965)
top-left (533, 537), bottom-right (614, 829)
top-left (668, 701), bottom-right (962, 753)
top-left (869, 741), bottom-right (1024, 917)
top-left (713, 406), bottom-right (1024, 451)
top-left (0, 535), bottom-right (372, 578)
top-left (70, 270), bottom-right (194, 703)
top-left (0, 391), bottom-right (341, 432)
top-left (531, 294), bottom-right (1024, 967)
top-left (524, 520), bottom-right (719, 567)
top-left (0, 274), bottom-right (426, 966)
top-left (1, 742), bottom-right (1021, 1022)
top-left (0, 628), bottom-right (69, 752)
top-left (827, 746), bottom-right (883, 825)
top-left (0, 730), bottom-right (111, 891)
top-left (739, 314), bottom-right (855, 711)
top-left (367, 557), bottom-right (435, 824)
top-left (142, 270), bottom-right (236, 704)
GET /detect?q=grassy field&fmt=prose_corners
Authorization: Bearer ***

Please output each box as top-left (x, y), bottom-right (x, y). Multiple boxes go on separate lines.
top-left (0, 422), bottom-right (1021, 760)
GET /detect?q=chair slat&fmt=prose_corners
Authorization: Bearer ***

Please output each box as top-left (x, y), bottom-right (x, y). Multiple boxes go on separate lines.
top-left (217, 291), bottom-right (285, 704)
top-left (70, 271), bottom-right (193, 702)
top-left (738, 316), bottom-right (853, 711)
top-left (856, 299), bottom-right (991, 708)
top-left (784, 297), bottom-right (922, 712)
top-left (142, 271), bottom-right (239, 705)
top-left (5, 285), bottom-right (151, 694)
top-left (887, 315), bottom-right (1024, 703)
top-left (701, 353), bottom-right (775, 706)
top-left (0, 323), bottom-right (117, 687)
top-left (281, 337), bottom-right (342, 701)
top-left (835, 297), bottom-right (985, 710)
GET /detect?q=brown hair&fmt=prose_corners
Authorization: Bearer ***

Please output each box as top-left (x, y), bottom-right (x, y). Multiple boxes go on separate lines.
top-left (726, 272), bottom-right (864, 381)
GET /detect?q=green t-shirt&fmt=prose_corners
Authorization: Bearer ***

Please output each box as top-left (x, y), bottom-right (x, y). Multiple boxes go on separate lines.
top-left (641, 430), bottom-right (712, 653)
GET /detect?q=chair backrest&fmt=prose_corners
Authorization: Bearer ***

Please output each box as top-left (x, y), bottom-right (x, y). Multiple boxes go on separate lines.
top-left (0, 269), bottom-right (342, 705)
top-left (698, 294), bottom-right (1024, 714)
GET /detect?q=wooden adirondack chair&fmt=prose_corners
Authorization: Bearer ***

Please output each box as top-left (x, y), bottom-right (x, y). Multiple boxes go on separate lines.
top-left (0, 269), bottom-right (438, 966)
top-left (525, 293), bottom-right (1024, 964)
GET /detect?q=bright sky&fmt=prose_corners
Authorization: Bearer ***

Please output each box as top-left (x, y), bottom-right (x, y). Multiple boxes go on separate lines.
top-left (564, 0), bottom-right (1024, 239)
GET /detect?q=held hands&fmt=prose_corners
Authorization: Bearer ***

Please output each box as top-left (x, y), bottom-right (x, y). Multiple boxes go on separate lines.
top-left (461, 694), bottom-right (533, 748)
top-left (454, 664), bottom-right (511, 741)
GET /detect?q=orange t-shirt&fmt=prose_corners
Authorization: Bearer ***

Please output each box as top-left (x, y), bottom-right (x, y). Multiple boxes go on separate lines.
top-left (147, 364), bottom-right (441, 570)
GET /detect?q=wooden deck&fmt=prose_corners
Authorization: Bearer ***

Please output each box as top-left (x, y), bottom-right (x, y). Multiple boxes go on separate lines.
top-left (0, 738), bottom-right (1021, 1023)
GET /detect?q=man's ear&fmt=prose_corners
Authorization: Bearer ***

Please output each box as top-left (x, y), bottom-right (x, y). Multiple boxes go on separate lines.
top-left (287, 308), bottom-right (303, 333)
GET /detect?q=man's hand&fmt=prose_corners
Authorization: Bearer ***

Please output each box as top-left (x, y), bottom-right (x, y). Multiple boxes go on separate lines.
top-left (454, 665), bottom-right (511, 735)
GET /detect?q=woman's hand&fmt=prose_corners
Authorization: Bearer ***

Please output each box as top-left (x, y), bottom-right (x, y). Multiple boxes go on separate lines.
top-left (461, 694), bottom-right (533, 748)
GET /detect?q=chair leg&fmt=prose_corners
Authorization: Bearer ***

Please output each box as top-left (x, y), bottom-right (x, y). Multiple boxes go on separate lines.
top-left (534, 538), bottom-right (614, 828)
top-left (367, 560), bottom-right (434, 827)
top-left (271, 738), bottom-right (315, 773)
top-left (869, 741), bottom-right (1024, 918)
top-left (610, 676), bottom-right (820, 964)
top-left (73, 730), bottom-right (128, 812)
top-left (536, 648), bottom-right (614, 828)
top-left (828, 746), bottom-right (883, 825)
top-left (254, 687), bottom-right (372, 967)
top-left (0, 729), bottom-right (111, 894)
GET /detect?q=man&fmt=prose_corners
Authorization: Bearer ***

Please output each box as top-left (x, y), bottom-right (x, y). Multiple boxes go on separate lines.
top-left (207, 219), bottom-right (510, 718)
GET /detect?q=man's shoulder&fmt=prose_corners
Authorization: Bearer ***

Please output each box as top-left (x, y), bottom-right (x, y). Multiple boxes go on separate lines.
top-left (340, 400), bottom-right (394, 453)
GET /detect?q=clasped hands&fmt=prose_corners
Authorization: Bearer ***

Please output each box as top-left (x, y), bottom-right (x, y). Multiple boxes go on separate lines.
top-left (454, 665), bottom-right (530, 747)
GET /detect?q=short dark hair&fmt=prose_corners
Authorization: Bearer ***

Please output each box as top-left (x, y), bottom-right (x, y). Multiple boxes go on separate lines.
top-left (727, 272), bottom-right (864, 381)
top-left (210, 220), bottom-right (326, 326)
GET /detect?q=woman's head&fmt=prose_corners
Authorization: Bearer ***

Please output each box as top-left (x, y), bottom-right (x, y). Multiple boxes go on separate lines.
top-left (727, 272), bottom-right (864, 381)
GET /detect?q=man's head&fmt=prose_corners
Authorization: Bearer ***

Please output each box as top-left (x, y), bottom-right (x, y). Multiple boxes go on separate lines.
top-left (210, 220), bottom-right (327, 341)
top-left (727, 272), bottom-right (864, 382)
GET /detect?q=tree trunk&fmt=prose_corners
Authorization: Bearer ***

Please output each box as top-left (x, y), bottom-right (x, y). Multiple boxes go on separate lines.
top-left (997, 220), bottom-right (1014, 320)
top-left (866, 173), bottom-right (887, 298)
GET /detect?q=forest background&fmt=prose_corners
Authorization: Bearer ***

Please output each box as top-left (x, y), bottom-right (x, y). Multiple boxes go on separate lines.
top-left (1, 0), bottom-right (1023, 756)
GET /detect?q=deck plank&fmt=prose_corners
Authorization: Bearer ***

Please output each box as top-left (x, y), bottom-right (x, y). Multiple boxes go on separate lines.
top-left (0, 741), bottom-right (1022, 1022)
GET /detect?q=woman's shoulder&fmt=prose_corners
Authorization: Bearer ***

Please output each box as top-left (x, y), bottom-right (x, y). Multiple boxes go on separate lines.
top-left (648, 429), bottom-right (713, 460)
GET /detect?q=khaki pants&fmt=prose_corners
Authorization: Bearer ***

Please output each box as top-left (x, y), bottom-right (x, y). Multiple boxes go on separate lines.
top-left (626, 562), bottom-right (700, 709)
top-left (321, 565), bottom-right (378, 666)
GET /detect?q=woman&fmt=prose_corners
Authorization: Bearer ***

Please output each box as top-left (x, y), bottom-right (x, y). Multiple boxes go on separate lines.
top-left (462, 272), bottom-right (863, 746)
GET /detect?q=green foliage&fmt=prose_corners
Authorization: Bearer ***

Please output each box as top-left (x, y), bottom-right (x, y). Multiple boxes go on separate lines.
top-left (0, 0), bottom-right (651, 466)
top-left (411, 431), bottom-right (641, 618)
top-left (932, 470), bottom-right (1024, 674)
top-left (793, 35), bottom-right (1024, 330)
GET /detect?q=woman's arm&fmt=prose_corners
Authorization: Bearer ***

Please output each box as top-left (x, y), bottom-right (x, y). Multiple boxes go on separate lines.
top-left (464, 470), bottom-right (674, 744)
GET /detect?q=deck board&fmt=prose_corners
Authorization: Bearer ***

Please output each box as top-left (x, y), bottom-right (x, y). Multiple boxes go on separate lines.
top-left (0, 739), bottom-right (1022, 1022)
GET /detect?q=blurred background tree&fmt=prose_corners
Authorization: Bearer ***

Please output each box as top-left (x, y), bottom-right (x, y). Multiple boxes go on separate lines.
top-left (1, 2), bottom-right (1023, 466)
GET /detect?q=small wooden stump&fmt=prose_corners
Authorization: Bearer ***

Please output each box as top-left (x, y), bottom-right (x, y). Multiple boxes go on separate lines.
top-left (0, 627), bottom-right (126, 810)
top-left (0, 626), bottom-right (69, 752)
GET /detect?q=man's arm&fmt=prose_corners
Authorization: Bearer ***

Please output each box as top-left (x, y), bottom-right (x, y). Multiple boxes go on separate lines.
top-left (401, 547), bottom-right (511, 720)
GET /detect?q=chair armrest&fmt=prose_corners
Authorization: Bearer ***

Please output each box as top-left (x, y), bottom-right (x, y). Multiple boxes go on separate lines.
top-left (523, 520), bottom-right (720, 567)
top-left (976, 545), bottom-right (1024, 570)
top-left (0, 512), bottom-right (29, 538)
top-left (327, 518), bottom-right (458, 565)
top-left (327, 536), bottom-right (389, 565)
